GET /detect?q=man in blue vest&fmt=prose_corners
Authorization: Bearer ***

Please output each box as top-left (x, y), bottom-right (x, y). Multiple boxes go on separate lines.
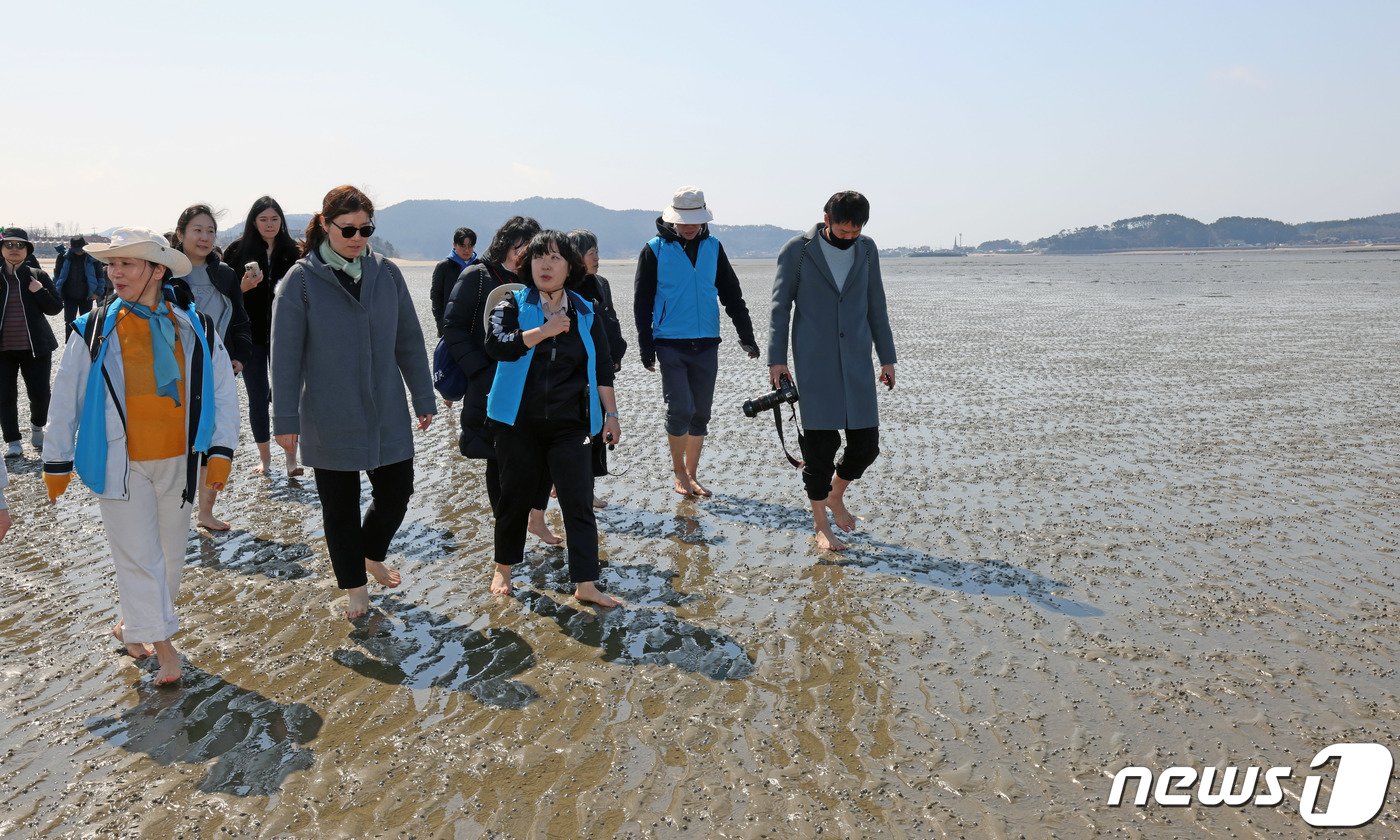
top-left (53, 236), bottom-right (105, 337)
top-left (635, 186), bottom-right (760, 497)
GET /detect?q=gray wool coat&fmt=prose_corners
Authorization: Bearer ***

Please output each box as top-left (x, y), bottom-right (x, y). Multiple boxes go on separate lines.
top-left (271, 251), bottom-right (436, 471)
top-left (767, 225), bottom-right (897, 430)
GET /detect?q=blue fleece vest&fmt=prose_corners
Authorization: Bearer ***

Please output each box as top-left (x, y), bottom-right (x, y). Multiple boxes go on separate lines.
top-left (649, 235), bottom-right (720, 340)
top-left (56, 255), bottom-right (100, 298)
top-left (486, 288), bottom-right (603, 435)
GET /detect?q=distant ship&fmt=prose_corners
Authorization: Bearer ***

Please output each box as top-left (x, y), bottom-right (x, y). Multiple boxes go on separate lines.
top-left (910, 234), bottom-right (968, 257)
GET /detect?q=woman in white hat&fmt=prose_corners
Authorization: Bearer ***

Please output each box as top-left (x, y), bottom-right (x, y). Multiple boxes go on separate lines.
top-left (632, 187), bottom-right (760, 497)
top-left (42, 228), bottom-right (240, 686)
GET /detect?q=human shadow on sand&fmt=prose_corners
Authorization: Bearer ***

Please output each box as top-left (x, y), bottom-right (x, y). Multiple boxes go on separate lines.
top-left (707, 494), bottom-right (1103, 618)
top-left (331, 595), bottom-right (538, 709)
top-left (514, 555), bottom-right (755, 681)
top-left (386, 519), bottom-right (461, 565)
top-left (186, 530), bottom-right (315, 581)
top-left (594, 503), bottom-right (723, 546)
top-left (85, 665), bottom-right (322, 796)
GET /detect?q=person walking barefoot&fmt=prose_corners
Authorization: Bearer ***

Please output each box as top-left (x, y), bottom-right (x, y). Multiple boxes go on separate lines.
top-left (43, 228), bottom-right (240, 685)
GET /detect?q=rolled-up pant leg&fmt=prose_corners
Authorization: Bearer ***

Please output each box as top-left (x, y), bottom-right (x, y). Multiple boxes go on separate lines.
top-left (99, 456), bottom-right (190, 643)
top-left (836, 427), bottom-right (880, 482)
top-left (799, 429), bottom-right (842, 501)
top-left (684, 344), bottom-right (718, 436)
top-left (656, 345), bottom-right (695, 437)
top-left (494, 422), bottom-right (546, 566)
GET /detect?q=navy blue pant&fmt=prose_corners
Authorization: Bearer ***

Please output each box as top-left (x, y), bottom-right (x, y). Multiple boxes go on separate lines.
top-left (799, 427), bottom-right (880, 501)
top-left (656, 343), bottom-right (718, 437)
top-left (0, 350), bottom-right (51, 444)
top-left (243, 343), bottom-right (272, 444)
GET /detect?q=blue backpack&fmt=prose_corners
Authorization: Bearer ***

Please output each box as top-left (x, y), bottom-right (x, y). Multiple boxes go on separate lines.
top-left (432, 336), bottom-right (467, 401)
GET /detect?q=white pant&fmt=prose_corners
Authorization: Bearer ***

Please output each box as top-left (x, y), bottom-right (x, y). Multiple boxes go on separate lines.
top-left (98, 456), bottom-right (189, 643)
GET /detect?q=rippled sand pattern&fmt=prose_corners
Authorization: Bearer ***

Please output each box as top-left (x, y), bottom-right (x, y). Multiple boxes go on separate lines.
top-left (1, 253), bottom-right (1397, 838)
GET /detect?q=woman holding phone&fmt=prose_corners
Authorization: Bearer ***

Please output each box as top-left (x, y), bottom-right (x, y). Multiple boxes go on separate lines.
top-left (484, 231), bottom-right (621, 607)
top-left (223, 196), bottom-right (302, 475)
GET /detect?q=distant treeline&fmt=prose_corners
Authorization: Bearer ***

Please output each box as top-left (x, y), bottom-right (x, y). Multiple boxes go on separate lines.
top-left (1027, 212), bottom-right (1400, 254)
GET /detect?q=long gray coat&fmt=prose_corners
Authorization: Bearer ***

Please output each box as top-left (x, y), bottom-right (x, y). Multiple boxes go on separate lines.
top-left (271, 251), bottom-right (436, 471)
top-left (767, 225), bottom-right (896, 430)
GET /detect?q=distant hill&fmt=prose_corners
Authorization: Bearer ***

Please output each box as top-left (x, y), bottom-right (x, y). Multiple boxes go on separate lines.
top-left (1028, 212), bottom-right (1400, 253)
top-left (223, 197), bottom-right (801, 260)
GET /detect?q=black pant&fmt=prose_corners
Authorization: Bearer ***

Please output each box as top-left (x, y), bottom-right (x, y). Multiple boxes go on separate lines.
top-left (484, 456), bottom-right (552, 517)
top-left (0, 350), bottom-right (52, 444)
top-left (313, 458), bottom-right (415, 589)
top-left (494, 417), bottom-right (598, 583)
top-left (63, 298), bottom-right (91, 338)
top-left (799, 427), bottom-right (880, 501)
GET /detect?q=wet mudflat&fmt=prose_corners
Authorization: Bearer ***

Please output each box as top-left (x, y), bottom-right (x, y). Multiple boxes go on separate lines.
top-left (2, 252), bottom-right (1398, 838)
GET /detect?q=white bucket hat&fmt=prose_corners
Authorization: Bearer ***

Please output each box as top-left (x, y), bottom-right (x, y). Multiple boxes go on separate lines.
top-left (661, 186), bottom-right (714, 225)
top-left (84, 228), bottom-right (192, 278)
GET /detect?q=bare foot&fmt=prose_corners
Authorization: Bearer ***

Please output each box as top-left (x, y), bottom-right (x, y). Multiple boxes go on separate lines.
top-left (345, 586), bottom-right (371, 619)
top-left (287, 465), bottom-right (305, 477)
top-left (826, 495), bottom-right (856, 531)
top-left (112, 622), bottom-right (152, 660)
top-left (151, 640), bottom-right (182, 686)
top-left (673, 471), bottom-right (696, 496)
top-left (197, 514), bottom-right (231, 532)
top-left (365, 559), bottom-right (402, 588)
top-left (250, 461), bottom-right (268, 476)
top-left (816, 529), bottom-right (849, 552)
top-left (490, 563), bottom-right (514, 595)
top-left (528, 509), bottom-right (562, 545)
top-left (574, 581), bottom-right (621, 608)
top-left (687, 474), bottom-right (712, 497)
top-left (592, 496), bottom-right (607, 509)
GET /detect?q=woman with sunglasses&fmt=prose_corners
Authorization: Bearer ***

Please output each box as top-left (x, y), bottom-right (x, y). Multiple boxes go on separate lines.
top-left (223, 196), bottom-right (302, 476)
top-left (271, 185), bottom-right (436, 620)
top-left (171, 204), bottom-right (252, 531)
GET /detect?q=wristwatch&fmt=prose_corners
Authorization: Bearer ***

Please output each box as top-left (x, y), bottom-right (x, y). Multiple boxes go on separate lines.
top-left (605, 411), bottom-right (619, 419)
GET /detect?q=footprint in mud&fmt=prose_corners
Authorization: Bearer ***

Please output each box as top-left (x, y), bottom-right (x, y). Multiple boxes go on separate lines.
top-left (331, 596), bottom-right (538, 709)
top-left (188, 531), bottom-right (315, 580)
top-left (85, 666), bottom-right (323, 796)
top-left (515, 589), bottom-right (756, 681)
top-left (707, 495), bottom-right (1101, 615)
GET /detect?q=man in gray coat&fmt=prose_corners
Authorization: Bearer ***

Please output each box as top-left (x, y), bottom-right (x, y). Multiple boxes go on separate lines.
top-left (768, 191), bottom-right (896, 551)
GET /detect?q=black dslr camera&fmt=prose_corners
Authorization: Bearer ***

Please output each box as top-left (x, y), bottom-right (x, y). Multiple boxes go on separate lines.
top-left (743, 374), bottom-right (799, 418)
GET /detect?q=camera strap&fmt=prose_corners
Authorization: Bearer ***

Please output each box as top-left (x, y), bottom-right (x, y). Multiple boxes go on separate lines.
top-left (773, 405), bottom-right (803, 469)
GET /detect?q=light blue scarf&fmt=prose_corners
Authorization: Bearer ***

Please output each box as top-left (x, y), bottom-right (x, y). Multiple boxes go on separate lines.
top-left (122, 298), bottom-right (182, 405)
top-left (73, 290), bottom-right (218, 494)
top-left (319, 241), bottom-right (362, 281)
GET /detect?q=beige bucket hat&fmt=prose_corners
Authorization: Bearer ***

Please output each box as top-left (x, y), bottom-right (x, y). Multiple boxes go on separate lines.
top-left (482, 283), bottom-right (527, 335)
top-left (661, 186), bottom-right (714, 225)
top-left (84, 228), bottom-right (192, 278)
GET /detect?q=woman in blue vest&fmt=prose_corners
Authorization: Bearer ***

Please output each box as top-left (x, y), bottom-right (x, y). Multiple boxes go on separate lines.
top-left (485, 231), bottom-right (621, 607)
top-left (633, 186), bottom-right (760, 497)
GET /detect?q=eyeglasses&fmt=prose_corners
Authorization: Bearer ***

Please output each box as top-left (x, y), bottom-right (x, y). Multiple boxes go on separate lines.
top-left (1, 241), bottom-right (26, 250)
top-left (331, 223), bottom-right (375, 239)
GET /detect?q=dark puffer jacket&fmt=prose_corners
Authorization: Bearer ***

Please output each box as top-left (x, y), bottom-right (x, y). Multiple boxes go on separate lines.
top-left (0, 263), bottom-right (62, 354)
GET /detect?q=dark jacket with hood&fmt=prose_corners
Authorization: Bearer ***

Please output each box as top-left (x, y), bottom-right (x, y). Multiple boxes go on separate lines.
top-left (431, 253), bottom-right (479, 336)
top-left (441, 257), bottom-right (515, 457)
top-left (223, 236), bottom-right (299, 348)
top-left (633, 217), bottom-right (757, 367)
top-left (573, 273), bottom-right (626, 371)
top-left (0, 262), bottom-right (62, 354)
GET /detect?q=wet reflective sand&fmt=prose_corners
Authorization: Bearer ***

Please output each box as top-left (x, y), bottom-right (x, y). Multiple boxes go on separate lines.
top-left (2, 252), bottom-right (1398, 837)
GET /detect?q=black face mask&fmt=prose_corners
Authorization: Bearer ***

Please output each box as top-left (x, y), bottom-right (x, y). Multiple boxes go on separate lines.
top-left (824, 226), bottom-right (858, 250)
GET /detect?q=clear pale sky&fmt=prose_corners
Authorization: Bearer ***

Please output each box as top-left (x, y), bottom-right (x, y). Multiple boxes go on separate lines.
top-left (8, 0), bottom-right (1397, 247)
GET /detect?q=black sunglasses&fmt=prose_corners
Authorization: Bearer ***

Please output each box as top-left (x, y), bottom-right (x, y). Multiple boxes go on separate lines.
top-left (332, 223), bottom-right (375, 239)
